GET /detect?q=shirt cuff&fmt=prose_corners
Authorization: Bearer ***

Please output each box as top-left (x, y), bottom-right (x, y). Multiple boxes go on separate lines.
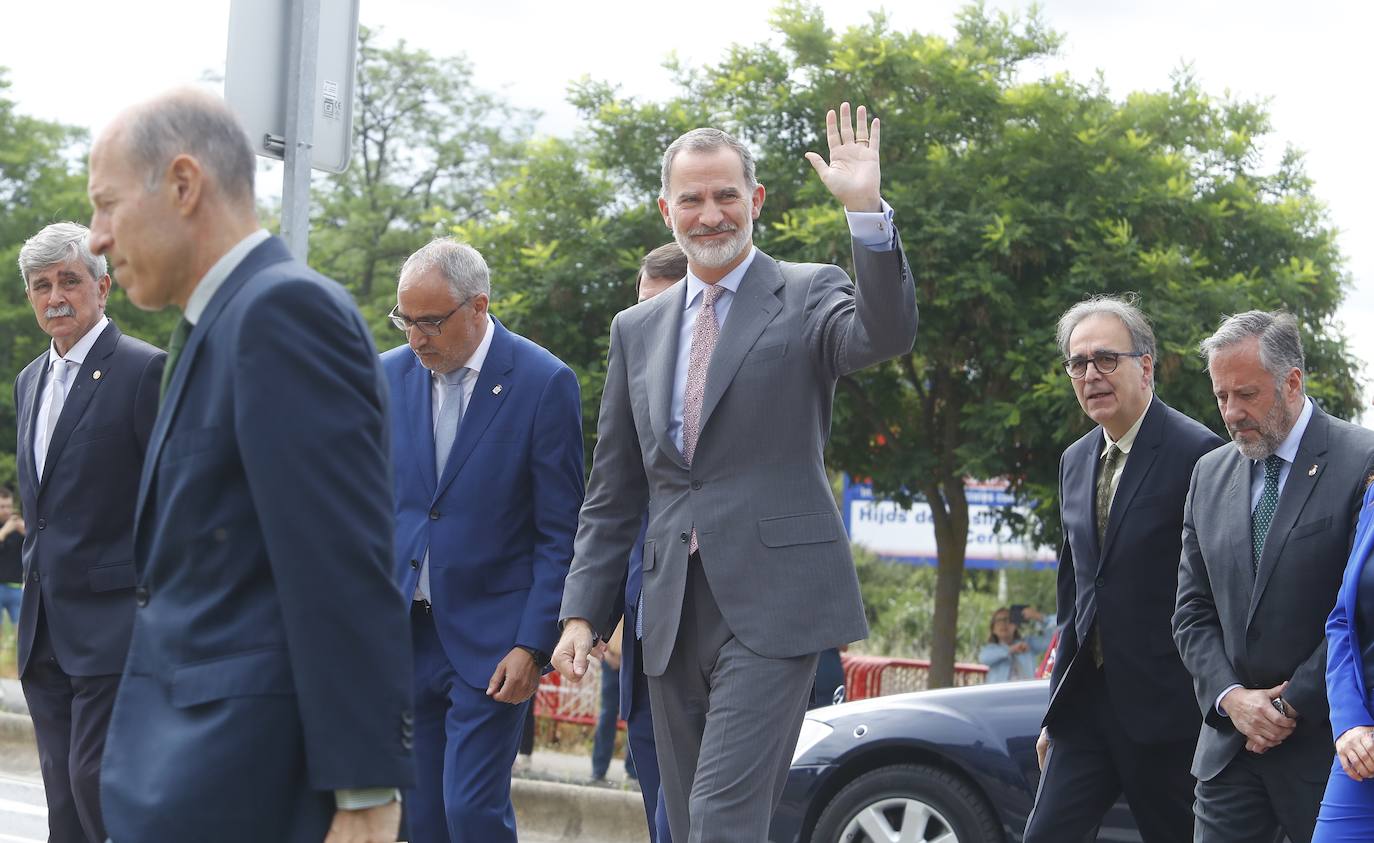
top-left (845, 199), bottom-right (895, 251)
top-left (335, 788), bottom-right (400, 810)
top-left (1215, 684), bottom-right (1243, 717)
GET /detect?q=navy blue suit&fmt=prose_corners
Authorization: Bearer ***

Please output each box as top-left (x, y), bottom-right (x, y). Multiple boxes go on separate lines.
top-left (621, 516), bottom-right (671, 843)
top-left (381, 317), bottom-right (583, 843)
top-left (13, 320), bottom-right (162, 843)
top-left (100, 237), bottom-right (415, 842)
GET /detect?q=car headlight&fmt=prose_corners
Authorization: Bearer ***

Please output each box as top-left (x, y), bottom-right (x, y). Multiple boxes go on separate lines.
top-left (792, 718), bottom-right (833, 764)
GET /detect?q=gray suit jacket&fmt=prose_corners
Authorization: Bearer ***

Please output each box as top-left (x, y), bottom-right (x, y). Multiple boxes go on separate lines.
top-left (561, 239), bottom-right (917, 676)
top-left (1173, 404), bottom-right (1374, 780)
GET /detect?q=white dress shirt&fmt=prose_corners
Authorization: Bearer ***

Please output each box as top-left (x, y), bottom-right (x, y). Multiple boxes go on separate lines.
top-left (184, 229), bottom-right (271, 325)
top-left (667, 202), bottom-right (897, 453)
top-left (1099, 401), bottom-right (1149, 508)
top-left (34, 315), bottom-right (110, 479)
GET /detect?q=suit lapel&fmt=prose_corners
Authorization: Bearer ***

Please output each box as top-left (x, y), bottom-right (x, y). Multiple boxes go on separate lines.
top-left (644, 284), bottom-right (687, 469)
top-left (1226, 451), bottom-right (1258, 596)
top-left (1248, 407), bottom-right (1329, 624)
top-left (698, 253), bottom-right (783, 436)
top-left (136, 237), bottom-right (293, 531)
top-left (403, 360), bottom-right (437, 494)
top-left (38, 321), bottom-right (119, 495)
top-left (435, 319), bottom-right (513, 498)
top-left (1097, 399), bottom-right (1163, 570)
top-left (17, 359), bottom-right (46, 497)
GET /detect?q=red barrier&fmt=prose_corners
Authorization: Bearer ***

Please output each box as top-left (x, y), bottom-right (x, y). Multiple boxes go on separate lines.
top-left (534, 652), bottom-right (991, 726)
top-left (840, 654), bottom-right (988, 701)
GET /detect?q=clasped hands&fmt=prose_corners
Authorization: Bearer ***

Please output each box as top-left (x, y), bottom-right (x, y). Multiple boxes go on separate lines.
top-left (1220, 682), bottom-right (1298, 755)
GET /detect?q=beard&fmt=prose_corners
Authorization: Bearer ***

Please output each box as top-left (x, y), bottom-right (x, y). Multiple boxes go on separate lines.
top-left (672, 213), bottom-right (752, 269)
top-left (1229, 397), bottom-right (1296, 460)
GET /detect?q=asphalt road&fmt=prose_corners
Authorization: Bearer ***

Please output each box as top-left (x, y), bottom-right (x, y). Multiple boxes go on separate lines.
top-left (0, 766), bottom-right (570, 843)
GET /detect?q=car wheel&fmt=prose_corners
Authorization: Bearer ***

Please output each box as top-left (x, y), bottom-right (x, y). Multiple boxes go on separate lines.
top-left (810, 763), bottom-right (1002, 843)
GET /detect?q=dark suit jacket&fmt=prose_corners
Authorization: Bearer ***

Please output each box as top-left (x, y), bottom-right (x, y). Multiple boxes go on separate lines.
top-left (1047, 396), bottom-right (1222, 743)
top-left (1174, 403), bottom-right (1374, 780)
top-left (12, 320), bottom-right (163, 677)
top-left (561, 240), bottom-right (917, 675)
top-left (620, 515), bottom-right (649, 719)
top-left (99, 237), bottom-right (414, 842)
top-left (381, 318), bottom-right (583, 689)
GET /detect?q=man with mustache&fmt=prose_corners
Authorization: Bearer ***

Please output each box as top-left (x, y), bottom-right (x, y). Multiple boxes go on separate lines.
top-left (1025, 295), bottom-right (1221, 843)
top-left (11, 222), bottom-right (164, 842)
top-left (1174, 310), bottom-right (1374, 842)
top-left (553, 103), bottom-right (918, 842)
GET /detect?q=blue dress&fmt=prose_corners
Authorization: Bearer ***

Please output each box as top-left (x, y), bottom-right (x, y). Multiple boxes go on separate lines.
top-left (1314, 481), bottom-right (1374, 841)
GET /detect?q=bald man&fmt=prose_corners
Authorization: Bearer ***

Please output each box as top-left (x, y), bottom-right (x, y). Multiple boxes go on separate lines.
top-left (87, 89), bottom-right (413, 843)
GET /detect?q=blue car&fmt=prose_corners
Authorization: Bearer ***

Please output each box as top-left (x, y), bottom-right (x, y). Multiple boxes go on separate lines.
top-left (769, 679), bottom-right (1143, 843)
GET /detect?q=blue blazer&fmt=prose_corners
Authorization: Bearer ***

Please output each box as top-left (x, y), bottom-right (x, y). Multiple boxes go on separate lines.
top-left (101, 237), bottom-right (415, 843)
top-left (1325, 481), bottom-right (1374, 742)
top-left (381, 318), bottom-right (583, 689)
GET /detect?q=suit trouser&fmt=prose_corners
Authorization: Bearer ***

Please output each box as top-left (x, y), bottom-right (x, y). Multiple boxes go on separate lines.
top-left (407, 604), bottom-right (529, 843)
top-left (647, 553), bottom-right (818, 843)
top-left (1194, 738), bottom-right (1329, 843)
top-left (625, 616), bottom-right (672, 843)
top-left (1314, 755), bottom-right (1374, 842)
top-left (1025, 660), bottom-right (1195, 843)
top-left (21, 604), bottom-right (119, 843)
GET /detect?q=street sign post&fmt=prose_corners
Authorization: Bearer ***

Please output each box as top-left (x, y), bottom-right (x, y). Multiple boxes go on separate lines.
top-left (225, 0), bottom-right (360, 260)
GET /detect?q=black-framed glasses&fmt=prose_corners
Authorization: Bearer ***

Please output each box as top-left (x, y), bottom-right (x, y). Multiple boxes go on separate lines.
top-left (1062, 351), bottom-right (1146, 379)
top-left (389, 296), bottom-right (474, 336)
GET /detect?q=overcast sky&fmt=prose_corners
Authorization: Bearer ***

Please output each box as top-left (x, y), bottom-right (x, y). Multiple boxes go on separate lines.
top-left (3, 0), bottom-right (1369, 411)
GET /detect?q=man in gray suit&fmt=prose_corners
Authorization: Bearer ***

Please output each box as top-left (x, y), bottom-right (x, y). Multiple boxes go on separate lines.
top-left (1174, 311), bottom-right (1374, 843)
top-left (552, 102), bottom-right (917, 841)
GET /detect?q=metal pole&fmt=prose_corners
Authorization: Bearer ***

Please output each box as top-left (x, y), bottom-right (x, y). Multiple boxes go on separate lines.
top-left (280, 0), bottom-right (321, 261)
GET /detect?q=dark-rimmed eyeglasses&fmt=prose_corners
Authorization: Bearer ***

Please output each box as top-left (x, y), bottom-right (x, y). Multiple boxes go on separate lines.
top-left (389, 296), bottom-right (475, 336)
top-left (1062, 351), bottom-right (1146, 379)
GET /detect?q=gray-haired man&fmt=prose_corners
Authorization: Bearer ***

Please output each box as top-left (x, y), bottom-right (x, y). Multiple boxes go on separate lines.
top-left (1025, 295), bottom-right (1221, 843)
top-left (12, 222), bottom-right (164, 843)
top-left (1174, 311), bottom-right (1374, 842)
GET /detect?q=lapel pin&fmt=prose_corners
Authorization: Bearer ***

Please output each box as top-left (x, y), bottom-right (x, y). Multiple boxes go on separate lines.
top-left (92, 370), bottom-right (102, 380)
top-left (1308, 464), bottom-right (1318, 477)
top-left (492, 384), bottom-right (503, 395)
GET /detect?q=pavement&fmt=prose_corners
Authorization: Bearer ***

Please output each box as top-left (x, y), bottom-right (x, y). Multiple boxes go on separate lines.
top-left (0, 678), bottom-right (650, 842)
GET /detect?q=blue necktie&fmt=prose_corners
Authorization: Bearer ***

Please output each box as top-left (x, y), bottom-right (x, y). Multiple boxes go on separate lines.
top-left (417, 367), bottom-right (471, 603)
top-left (434, 367), bottom-right (471, 477)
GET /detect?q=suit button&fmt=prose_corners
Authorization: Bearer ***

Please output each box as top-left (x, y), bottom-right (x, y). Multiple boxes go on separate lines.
top-left (680, 532), bottom-right (689, 543)
top-left (37, 519), bottom-right (46, 530)
top-left (30, 571), bottom-right (39, 583)
top-left (691, 480), bottom-right (703, 490)
top-left (410, 559), bottom-right (419, 569)
top-left (134, 586), bottom-right (149, 607)
top-left (402, 737), bottom-right (413, 750)
top-left (1094, 577), bottom-right (1105, 589)
top-left (429, 509), bottom-right (440, 520)
top-left (402, 711), bottom-right (414, 725)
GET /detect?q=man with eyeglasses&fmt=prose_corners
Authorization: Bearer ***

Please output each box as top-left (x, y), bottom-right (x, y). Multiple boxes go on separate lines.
top-left (1024, 295), bottom-right (1221, 843)
top-left (379, 237), bottom-right (584, 843)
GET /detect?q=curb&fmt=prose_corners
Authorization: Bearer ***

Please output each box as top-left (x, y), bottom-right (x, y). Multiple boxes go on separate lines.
top-left (0, 710), bottom-right (649, 843)
top-left (513, 778), bottom-right (649, 843)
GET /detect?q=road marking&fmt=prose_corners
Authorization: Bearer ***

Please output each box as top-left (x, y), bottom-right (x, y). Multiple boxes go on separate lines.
top-left (0, 773), bottom-right (43, 791)
top-left (0, 797), bottom-right (44, 817)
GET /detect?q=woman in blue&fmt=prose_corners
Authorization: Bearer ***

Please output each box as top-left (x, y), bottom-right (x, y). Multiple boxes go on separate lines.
top-left (1315, 477), bottom-right (1374, 841)
top-left (979, 607), bottom-right (1038, 683)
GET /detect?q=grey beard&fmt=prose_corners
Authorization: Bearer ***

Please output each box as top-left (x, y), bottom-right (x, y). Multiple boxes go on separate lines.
top-left (674, 220), bottom-right (752, 269)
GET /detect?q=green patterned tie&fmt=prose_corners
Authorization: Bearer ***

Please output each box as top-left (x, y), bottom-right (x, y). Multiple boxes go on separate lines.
top-left (160, 316), bottom-right (193, 402)
top-left (1096, 444), bottom-right (1122, 548)
top-left (1251, 454), bottom-right (1284, 571)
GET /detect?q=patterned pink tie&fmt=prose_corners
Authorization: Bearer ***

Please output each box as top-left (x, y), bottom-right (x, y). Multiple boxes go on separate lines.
top-left (682, 284), bottom-right (724, 553)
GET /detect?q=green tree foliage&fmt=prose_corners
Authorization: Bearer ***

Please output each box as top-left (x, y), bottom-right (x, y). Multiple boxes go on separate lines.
top-left (310, 26), bottom-right (532, 329)
top-left (0, 71), bottom-right (93, 491)
top-left (565, 3), bottom-right (1361, 685)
